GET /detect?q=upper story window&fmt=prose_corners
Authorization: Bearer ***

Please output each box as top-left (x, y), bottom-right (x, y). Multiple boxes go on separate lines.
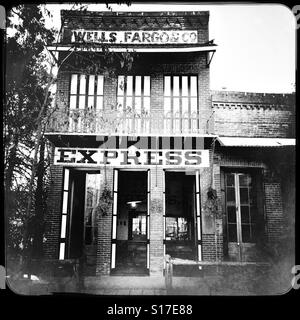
top-left (117, 75), bottom-right (151, 114)
top-left (164, 75), bottom-right (198, 115)
top-left (70, 74), bottom-right (104, 110)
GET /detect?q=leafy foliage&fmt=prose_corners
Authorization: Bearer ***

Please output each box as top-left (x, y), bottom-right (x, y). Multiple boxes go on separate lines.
top-left (203, 187), bottom-right (222, 218)
top-left (96, 183), bottom-right (113, 216)
top-left (5, 5), bottom-right (55, 257)
top-left (150, 198), bottom-right (163, 213)
top-left (5, 3), bottom-right (136, 264)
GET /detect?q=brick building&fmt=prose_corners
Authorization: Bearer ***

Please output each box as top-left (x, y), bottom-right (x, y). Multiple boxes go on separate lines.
top-left (44, 10), bottom-right (295, 280)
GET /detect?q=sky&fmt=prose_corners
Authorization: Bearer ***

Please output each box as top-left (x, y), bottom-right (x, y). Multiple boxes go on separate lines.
top-left (44, 2), bottom-right (296, 93)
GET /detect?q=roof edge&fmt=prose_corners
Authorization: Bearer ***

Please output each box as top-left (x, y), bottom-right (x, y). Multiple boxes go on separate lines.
top-left (211, 90), bottom-right (295, 97)
top-left (61, 10), bottom-right (210, 17)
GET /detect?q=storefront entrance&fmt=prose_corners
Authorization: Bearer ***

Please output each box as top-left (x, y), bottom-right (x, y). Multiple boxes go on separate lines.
top-left (111, 170), bottom-right (149, 275)
top-left (60, 169), bottom-right (102, 275)
top-left (164, 171), bottom-right (198, 261)
top-left (223, 170), bottom-right (265, 261)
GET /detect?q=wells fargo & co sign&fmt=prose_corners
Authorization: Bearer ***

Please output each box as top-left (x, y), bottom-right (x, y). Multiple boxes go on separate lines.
top-left (71, 30), bottom-right (198, 44)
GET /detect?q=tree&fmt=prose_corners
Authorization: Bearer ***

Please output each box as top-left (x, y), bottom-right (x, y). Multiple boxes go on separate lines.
top-left (5, 5), bottom-right (57, 272)
top-left (5, 3), bottom-right (135, 273)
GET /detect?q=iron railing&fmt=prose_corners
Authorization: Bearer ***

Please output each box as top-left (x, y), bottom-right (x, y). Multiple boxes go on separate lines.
top-left (46, 107), bottom-right (203, 135)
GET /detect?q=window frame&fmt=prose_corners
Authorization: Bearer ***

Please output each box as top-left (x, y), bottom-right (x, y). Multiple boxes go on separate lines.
top-left (222, 168), bottom-right (265, 244)
top-left (163, 74), bottom-right (198, 115)
top-left (69, 73), bottom-right (104, 110)
top-left (117, 75), bottom-right (151, 114)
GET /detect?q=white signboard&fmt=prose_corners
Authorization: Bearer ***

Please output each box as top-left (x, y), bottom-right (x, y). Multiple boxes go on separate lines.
top-left (71, 30), bottom-right (198, 44)
top-left (54, 148), bottom-right (209, 167)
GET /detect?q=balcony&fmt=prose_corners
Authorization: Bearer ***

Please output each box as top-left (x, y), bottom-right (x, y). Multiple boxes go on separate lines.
top-left (46, 107), bottom-right (204, 136)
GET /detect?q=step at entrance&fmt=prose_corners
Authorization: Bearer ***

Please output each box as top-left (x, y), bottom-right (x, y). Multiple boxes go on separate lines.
top-left (84, 275), bottom-right (166, 290)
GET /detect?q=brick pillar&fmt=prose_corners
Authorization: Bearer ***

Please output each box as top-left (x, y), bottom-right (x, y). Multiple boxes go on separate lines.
top-left (44, 163), bottom-right (63, 259)
top-left (263, 169), bottom-right (284, 242)
top-left (104, 75), bottom-right (117, 110)
top-left (149, 167), bottom-right (164, 276)
top-left (215, 218), bottom-right (223, 261)
top-left (55, 72), bottom-right (70, 110)
top-left (150, 73), bottom-right (164, 134)
top-left (213, 161), bottom-right (224, 261)
top-left (96, 168), bottom-right (113, 275)
top-left (198, 55), bottom-right (211, 134)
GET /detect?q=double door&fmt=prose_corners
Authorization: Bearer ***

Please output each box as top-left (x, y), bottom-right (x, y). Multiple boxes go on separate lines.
top-left (224, 171), bottom-right (264, 261)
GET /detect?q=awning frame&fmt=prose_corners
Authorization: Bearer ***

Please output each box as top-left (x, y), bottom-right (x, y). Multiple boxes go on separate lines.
top-left (46, 44), bottom-right (217, 53)
top-left (216, 137), bottom-right (296, 147)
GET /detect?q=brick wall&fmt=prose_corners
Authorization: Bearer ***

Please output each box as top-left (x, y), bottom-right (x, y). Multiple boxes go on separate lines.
top-left (96, 168), bottom-right (113, 275)
top-left (212, 91), bottom-right (295, 138)
top-left (55, 72), bottom-right (70, 109)
top-left (104, 75), bottom-right (117, 111)
top-left (263, 170), bottom-right (284, 242)
top-left (149, 168), bottom-right (164, 275)
top-left (150, 73), bottom-right (164, 126)
top-left (202, 230), bottom-right (223, 261)
top-left (43, 146), bottom-right (63, 259)
top-left (279, 152), bottom-right (295, 241)
top-left (61, 10), bottom-right (209, 45)
top-left (202, 234), bottom-right (216, 261)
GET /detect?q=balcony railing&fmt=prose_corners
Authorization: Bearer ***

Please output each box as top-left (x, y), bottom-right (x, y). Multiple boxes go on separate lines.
top-left (46, 107), bottom-right (202, 136)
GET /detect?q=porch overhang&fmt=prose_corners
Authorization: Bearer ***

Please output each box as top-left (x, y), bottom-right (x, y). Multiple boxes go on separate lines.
top-left (216, 137), bottom-right (296, 147)
top-left (45, 133), bottom-right (217, 148)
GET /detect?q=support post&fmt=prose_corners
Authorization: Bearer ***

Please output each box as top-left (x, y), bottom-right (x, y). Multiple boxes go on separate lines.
top-left (165, 254), bottom-right (173, 290)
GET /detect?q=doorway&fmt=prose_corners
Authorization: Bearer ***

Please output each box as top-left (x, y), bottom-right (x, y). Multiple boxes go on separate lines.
top-left (223, 170), bottom-right (265, 261)
top-left (112, 170), bottom-right (149, 275)
top-left (65, 169), bottom-right (102, 275)
top-left (164, 172), bottom-right (197, 261)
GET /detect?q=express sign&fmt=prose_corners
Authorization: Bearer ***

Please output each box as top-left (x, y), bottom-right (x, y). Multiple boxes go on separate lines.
top-left (54, 148), bottom-right (209, 167)
top-left (71, 30), bottom-right (198, 44)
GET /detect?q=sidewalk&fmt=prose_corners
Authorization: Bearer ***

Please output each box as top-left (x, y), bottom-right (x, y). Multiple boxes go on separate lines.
top-left (81, 275), bottom-right (167, 295)
top-left (6, 263), bottom-right (291, 296)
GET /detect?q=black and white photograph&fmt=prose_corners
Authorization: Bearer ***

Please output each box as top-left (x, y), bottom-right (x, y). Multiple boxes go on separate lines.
top-left (3, 2), bottom-right (297, 298)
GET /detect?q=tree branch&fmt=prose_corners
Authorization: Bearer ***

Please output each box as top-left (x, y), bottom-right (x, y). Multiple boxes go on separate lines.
top-left (11, 8), bottom-right (24, 21)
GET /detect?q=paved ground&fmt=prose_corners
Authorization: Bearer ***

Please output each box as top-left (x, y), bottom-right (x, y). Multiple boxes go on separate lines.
top-left (6, 263), bottom-right (293, 296)
top-left (80, 275), bottom-right (167, 295)
top-left (83, 288), bottom-right (167, 295)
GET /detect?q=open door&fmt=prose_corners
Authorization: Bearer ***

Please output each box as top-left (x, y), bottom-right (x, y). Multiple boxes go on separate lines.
top-left (68, 170), bottom-right (85, 259)
top-left (83, 173), bottom-right (101, 272)
top-left (58, 169), bottom-right (101, 275)
top-left (164, 171), bottom-right (197, 260)
top-left (111, 170), bottom-right (149, 275)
